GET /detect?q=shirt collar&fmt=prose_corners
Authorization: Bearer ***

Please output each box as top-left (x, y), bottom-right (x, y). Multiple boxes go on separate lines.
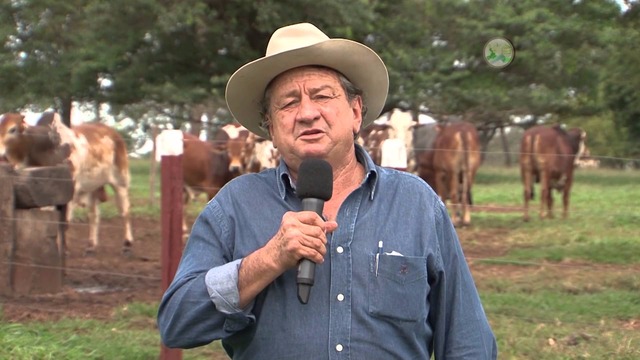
top-left (276, 143), bottom-right (379, 201)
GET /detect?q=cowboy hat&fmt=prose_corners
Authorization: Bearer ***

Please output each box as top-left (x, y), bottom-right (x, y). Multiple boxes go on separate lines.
top-left (225, 22), bottom-right (389, 139)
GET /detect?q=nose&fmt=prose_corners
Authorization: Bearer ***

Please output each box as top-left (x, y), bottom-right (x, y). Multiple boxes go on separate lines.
top-left (295, 96), bottom-right (321, 122)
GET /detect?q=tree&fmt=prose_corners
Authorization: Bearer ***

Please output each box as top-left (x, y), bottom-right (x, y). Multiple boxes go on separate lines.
top-left (602, 3), bottom-right (640, 159)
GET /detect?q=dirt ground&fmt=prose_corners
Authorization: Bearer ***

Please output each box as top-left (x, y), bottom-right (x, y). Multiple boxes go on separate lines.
top-left (1, 216), bottom-right (166, 322)
top-left (0, 211), bottom-right (506, 322)
top-left (1, 211), bottom-right (638, 334)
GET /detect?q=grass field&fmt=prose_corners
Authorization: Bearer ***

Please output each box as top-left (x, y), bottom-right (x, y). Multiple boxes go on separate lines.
top-left (1, 159), bottom-right (639, 359)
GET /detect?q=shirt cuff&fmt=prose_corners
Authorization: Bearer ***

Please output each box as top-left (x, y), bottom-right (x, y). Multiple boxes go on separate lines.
top-left (205, 259), bottom-right (255, 316)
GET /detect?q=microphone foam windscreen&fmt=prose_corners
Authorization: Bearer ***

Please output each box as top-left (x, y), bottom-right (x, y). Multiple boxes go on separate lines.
top-left (296, 158), bottom-right (333, 201)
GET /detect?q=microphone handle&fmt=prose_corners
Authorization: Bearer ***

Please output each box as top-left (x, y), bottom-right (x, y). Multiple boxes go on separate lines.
top-left (297, 198), bottom-right (325, 304)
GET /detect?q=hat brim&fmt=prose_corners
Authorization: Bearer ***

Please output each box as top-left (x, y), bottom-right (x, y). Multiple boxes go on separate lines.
top-left (225, 39), bottom-right (389, 139)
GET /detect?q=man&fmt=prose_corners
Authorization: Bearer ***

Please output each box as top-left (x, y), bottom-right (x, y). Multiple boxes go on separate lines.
top-left (158, 22), bottom-right (497, 359)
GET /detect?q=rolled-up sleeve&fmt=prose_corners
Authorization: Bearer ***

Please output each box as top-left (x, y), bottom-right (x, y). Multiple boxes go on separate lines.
top-left (205, 259), bottom-right (256, 331)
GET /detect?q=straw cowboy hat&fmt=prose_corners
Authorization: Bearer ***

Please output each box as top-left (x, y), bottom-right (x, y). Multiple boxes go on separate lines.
top-left (225, 22), bottom-right (389, 139)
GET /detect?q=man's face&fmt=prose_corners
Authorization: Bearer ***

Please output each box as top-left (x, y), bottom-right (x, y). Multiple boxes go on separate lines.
top-left (266, 66), bottom-right (362, 170)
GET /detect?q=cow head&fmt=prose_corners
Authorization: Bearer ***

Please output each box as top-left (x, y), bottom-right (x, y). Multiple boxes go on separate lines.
top-left (0, 113), bottom-right (27, 161)
top-left (567, 128), bottom-right (587, 165)
top-left (220, 123), bottom-right (250, 174)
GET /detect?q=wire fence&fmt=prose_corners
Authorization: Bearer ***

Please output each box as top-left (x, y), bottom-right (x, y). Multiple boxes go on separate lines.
top-left (0, 146), bottom-right (638, 327)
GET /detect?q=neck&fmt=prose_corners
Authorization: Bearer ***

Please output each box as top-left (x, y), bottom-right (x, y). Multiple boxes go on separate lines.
top-left (322, 153), bottom-right (365, 220)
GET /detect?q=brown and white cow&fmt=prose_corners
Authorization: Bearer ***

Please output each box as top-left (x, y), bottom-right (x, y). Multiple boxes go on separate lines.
top-left (359, 109), bottom-right (419, 171)
top-left (359, 123), bottom-right (392, 166)
top-left (245, 132), bottom-right (279, 172)
top-left (415, 121), bottom-right (481, 226)
top-left (36, 112), bottom-right (133, 255)
top-left (520, 124), bottom-right (586, 221)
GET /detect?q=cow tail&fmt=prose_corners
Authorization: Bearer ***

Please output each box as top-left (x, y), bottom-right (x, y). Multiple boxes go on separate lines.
top-left (461, 130), bottom-right (471, 205)
top-left (527, 134), bottom-right (536, 200)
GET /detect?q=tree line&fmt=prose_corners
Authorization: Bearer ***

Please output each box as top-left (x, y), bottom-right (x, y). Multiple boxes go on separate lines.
top-left (1, 0), bottom-right (638, 166)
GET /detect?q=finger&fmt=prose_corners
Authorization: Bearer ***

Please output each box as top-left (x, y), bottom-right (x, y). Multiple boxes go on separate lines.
top-left (324, 220), bottom-right (338, 234)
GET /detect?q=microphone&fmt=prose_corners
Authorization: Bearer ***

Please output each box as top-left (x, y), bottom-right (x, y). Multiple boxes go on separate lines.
top-left (295, 158), bottom-right (333, 304)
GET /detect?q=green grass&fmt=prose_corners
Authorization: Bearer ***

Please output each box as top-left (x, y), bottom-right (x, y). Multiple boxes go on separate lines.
top-left (2, 161), bottom-right (639, 359)
top-left (470, 166), bottom-right (640, 359)
top-left (0, 302), bottom-right (226, 360)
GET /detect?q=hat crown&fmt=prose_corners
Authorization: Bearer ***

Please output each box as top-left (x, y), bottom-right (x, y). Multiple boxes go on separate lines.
top-left (266, 23), bottom-right (330, 57)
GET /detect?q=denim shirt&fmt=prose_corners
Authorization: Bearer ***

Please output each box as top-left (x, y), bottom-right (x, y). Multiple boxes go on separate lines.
top-left (158, 144), bottom-right (497, 359)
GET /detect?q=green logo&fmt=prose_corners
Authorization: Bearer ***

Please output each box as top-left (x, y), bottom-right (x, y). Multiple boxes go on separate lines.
top-left (484, 37), bottom-right (515, 69)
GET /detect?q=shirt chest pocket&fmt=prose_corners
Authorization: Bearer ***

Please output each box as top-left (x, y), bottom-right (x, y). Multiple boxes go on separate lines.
top-left (368, 254), bottom-right (429, 322)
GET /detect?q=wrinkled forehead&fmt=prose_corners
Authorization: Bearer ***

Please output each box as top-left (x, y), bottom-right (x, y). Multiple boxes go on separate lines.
top-left (267, 66), bottom-right (344, 96)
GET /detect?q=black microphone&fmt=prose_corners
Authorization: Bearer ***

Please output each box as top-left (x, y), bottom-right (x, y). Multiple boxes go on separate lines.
top-left (296, 158), bottom-right (333, 304)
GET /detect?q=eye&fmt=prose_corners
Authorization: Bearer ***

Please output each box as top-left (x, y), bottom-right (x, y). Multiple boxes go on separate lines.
top-left (280, 99), bottom-right (298, 109)
top-left (8, 125), bottom-right (18, 134)
top-left (314, 92), bottom-right (336, 101)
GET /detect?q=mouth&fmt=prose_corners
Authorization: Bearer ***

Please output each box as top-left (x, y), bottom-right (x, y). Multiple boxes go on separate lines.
top-left (298, 129), bottom-right (324, 139)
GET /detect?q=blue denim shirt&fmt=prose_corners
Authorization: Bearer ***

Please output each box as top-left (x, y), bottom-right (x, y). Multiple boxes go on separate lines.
top-left (158, 144), bottom-right (497, 359)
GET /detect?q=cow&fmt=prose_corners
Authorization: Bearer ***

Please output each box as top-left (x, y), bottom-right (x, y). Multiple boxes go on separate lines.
top-left (0, 113), bottom-right (70, 168)
top-left (36, 112), bottom-right (133, 255)
top-left (182, 131), bottom-right (237, 201)
top-left (415, 121), bottom-right (481, 227)
top-left (359, 123), bottom-right (392, 166)
top-left (359, 108), bottom-right (419, 171)
top-left (245, 132), bottom-right (280, 172)
top-left (180, 124), bottom-right (281, 235)
top-left (575, 148), bottom-right (599, 169)
top-left (520, 124), bottom-right (586, 221)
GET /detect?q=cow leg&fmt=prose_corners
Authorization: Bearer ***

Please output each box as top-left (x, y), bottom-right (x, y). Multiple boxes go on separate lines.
top-left (539, 171), bottom-right (550, 219)
top-left (447, 173), bottom-right (461, 226)
top-left (521, 165), bottom-right (532, 222)
top-left (461, 171), bottom-right (471, 226)
top-left (65, 199), bottom-right (76, 227)
top-left (112, 184), bottom-right (134, 255)
top-left (85, 194), bottom-right (100, 256)
top-left (562, 174), bottom-right (574, 219)
top-left (547, 188), bottom-right (554, 219)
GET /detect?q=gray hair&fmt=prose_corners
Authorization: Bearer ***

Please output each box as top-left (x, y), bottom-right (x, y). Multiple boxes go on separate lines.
top-left (259, 67), bottom-right (368, 137)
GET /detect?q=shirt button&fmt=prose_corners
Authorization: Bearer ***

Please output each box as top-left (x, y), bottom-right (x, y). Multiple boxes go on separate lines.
top-left (336, 344), bottom-right (344, 352)
top-left (337, 294), bottom-right (345, 301)
top-left (336, 246), bottom-right (344, 254)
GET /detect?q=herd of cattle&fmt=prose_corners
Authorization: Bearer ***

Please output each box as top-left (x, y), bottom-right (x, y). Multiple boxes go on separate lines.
top-left (0, 109), bottom-right (588, 255)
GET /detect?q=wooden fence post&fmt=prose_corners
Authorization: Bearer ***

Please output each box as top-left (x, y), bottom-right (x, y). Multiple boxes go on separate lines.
top-left (158, 130), bottom-right (184, 360)
top-left (0, 164), bottom-right (15, 295)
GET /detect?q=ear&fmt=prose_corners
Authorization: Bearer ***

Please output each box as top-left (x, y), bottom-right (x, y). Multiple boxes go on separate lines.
top-left (351, 96), bottom-right (363, 135)
top-left (267, 120), bottom-right (277, 149)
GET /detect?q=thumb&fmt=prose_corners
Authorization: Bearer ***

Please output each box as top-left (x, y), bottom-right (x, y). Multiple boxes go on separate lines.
top-left (324, 220), bottom-right (338, 234)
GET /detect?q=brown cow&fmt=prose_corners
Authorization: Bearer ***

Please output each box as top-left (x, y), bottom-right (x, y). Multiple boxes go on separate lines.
top-left (520, 124), bottom-right (586, 221)
top-left (0, 113), bottom-right (70, 168)
top-left (415, 121), bottom-right (481, 227)
top-left (36, 112), bottom-right (133, 255)
top-left (181, 132), bottom-right (241, 233)
top-left (181, 125), bottom-right (279, 234)
top-left (182, 132), bottom-right (237, 201)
